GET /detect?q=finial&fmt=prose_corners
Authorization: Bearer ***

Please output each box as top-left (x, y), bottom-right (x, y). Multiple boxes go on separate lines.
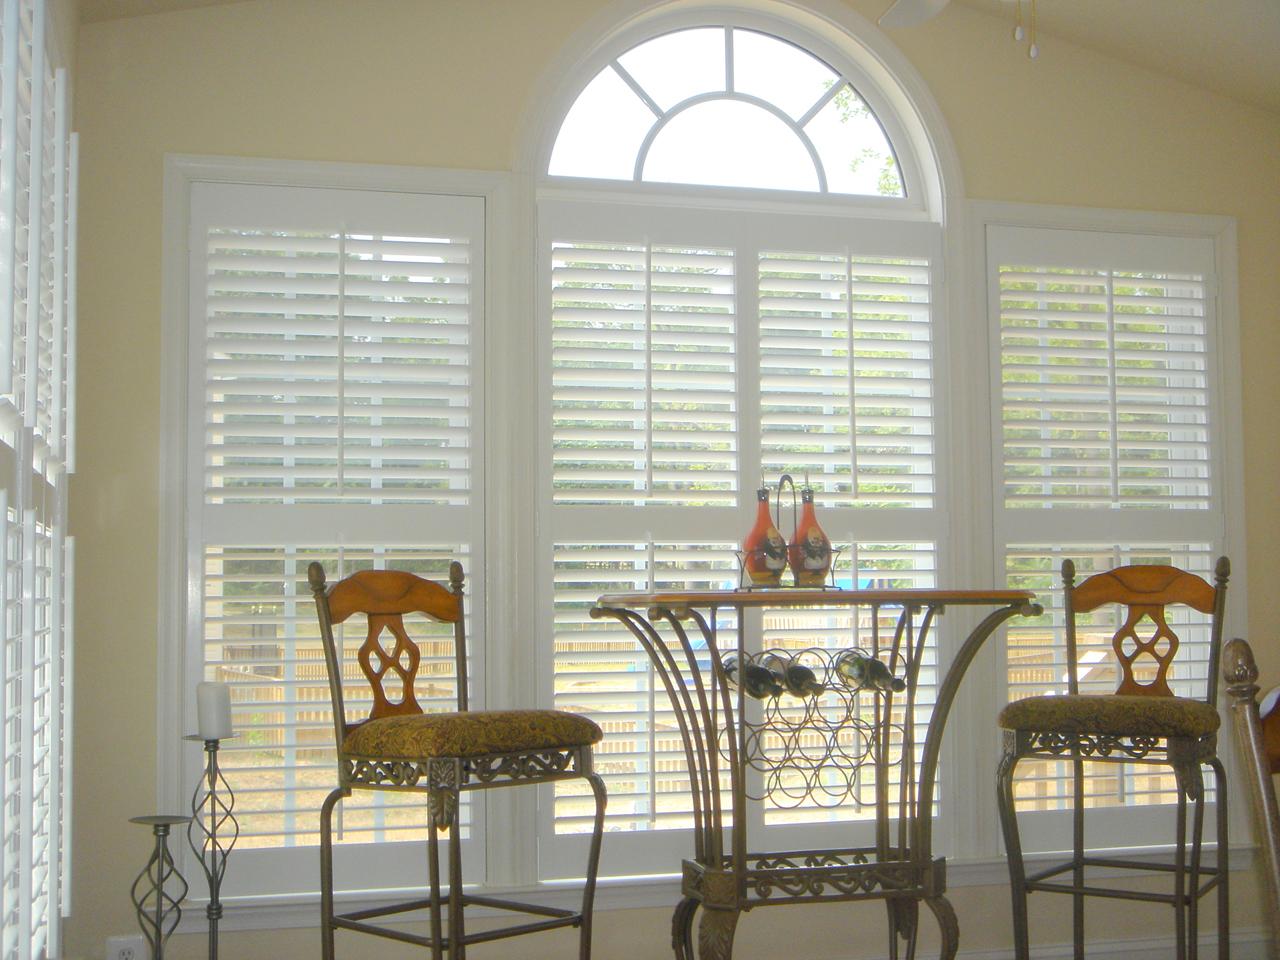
top-left (1061, 558), bottom-right (1075, 586)
top-left (307, 561), bottom-right (327, 596)
top-left (449, 561), bottom-right (465, 591)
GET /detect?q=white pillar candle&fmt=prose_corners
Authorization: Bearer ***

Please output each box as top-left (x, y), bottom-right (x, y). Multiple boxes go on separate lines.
top-left (196, 681), bottom-right (233, 741)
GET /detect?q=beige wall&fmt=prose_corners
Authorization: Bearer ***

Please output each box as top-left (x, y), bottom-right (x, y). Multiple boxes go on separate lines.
top-left (69, 0), bottom-right (1280, 956)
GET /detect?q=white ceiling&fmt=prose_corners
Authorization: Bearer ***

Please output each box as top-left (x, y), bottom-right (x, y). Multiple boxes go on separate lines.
top-left (956, 0), bottom-right (1280, 115)
top-left (77, 0), bottom-right (1280, 115)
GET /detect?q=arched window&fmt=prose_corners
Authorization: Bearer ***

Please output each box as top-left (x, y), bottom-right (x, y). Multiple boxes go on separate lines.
top-left (537, 9), bottom-right (951, 879)
top-left (549, 27), bottom-right (906, 197)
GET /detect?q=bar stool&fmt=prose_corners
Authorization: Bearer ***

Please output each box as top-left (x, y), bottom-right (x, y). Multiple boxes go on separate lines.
top-left (996, 558), bottom-right (1229, 960)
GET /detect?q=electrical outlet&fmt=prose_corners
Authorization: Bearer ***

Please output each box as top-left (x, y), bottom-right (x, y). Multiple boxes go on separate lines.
top-left (105, 935), bottom-right (146, 960)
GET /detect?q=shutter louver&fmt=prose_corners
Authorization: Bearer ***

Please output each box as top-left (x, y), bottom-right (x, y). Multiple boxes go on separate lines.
top-left (999, 266), bottom-right (1209, 509)
top-left (759, 252), bottom-right (933, 507)
top-left (551, 241), bottom-right (737, 506)
top-left (205, 229), bottom-right (472, 505)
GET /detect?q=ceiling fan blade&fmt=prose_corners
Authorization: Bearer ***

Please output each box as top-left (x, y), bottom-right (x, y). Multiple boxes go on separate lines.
top-left (878, 0), bottom-right (952, 28)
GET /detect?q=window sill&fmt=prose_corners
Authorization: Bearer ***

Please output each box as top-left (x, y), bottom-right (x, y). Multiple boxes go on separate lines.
top-left (174, 842), bottom-right (1254, 935)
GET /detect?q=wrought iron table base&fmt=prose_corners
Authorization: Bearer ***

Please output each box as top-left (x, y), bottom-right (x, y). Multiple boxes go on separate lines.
top-left (592, 588), bottom-right (1040, 960)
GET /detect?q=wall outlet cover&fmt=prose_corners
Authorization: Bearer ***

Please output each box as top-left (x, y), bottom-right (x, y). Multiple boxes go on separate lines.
top-left (105, 935), bottom-right (147, 960)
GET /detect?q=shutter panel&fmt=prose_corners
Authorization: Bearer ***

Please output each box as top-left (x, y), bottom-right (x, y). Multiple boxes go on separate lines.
top-left (552, 542), bottom-right (737, 834)
top-left (999, 266), bottom-right (1209, 509)
top-left (204, 229), bottom-right (472, 505)
top-left (341, 236), bottom-right (472, 504)
top-left (203, 545), bottom-right (472, 847)
top-left (190, 184), bottom-right (485, 885)
top-left (551, 241), bottom-right (737, 506)
top-left (1004, 542), bottom-right (1216, 810)
top-left (759, 543), bottom-right (936, 826)
top-left (1, 502), bottom-right (19, 956)
top-left (759, 252), bottom-right (933, 507)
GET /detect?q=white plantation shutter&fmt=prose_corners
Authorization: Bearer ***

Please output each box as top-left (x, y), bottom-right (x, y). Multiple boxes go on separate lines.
top-left (542, 198), bottom-right (944, 876)
top-left (205, 229), bottom-right (472, 505)
top-left (758, 251), bottom-right (933, 507)
top-left (187, 181), bottom-right (485, 897)
top-left (0, 0), bottom-right (75, 954)
top-left (758, 544), bottom-right (936, 831)
top-left (551, 240), bottom-right (737, 505)
top-left (999, 263), bottom-right (1209, 509)
top-left (550, 543), bottom-right (737, 853)
top-left (989, 224), bottom-right (1226, 851)
top-left (203, 546), bottom-right (473, 849)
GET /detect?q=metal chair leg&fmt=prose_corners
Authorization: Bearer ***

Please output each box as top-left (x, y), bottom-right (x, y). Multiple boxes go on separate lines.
top-left (427, 810), bottom-right (445, 960)
top-left (446, 791), bottom-right (465, 960)
top-left (1188, 763), bottom-right (1207, 960)
top-left (1071, 754), bottom-right (1085, 960)
top-left (319, 787), bottom-right (347, 960)
top-left (579, 772), bottom-right (607, 960)
top-left (1174, 765), bottom-right (1190, 960)
top-left (996, 736), bottom-right (1030, 960)
top-left (1210, 757), bottom-right (1229, 960)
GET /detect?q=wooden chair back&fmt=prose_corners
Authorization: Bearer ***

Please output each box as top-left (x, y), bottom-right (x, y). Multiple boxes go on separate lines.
top-left (1062, 557), bottom-right (1229, 703)
top-left (308, 562), bottom-right (468, 747)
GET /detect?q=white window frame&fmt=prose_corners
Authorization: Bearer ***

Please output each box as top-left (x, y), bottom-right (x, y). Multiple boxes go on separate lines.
top-left (157, 155), bottom-right (522, 910)
top-left (944, 200), bottom-right (1248, 862)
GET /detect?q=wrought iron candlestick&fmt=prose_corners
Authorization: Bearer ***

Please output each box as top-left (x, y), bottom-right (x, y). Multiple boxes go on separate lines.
top-left (186, 735), bottom-right (239, 960)
top-left (130, 815), bottom-right (191, 960)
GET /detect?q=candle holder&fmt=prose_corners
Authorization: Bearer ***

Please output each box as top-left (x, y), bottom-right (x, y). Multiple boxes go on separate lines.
top-left (130, 815), bottom-right (191, 960)
top-left (186, 735), bottom-right (239, 960)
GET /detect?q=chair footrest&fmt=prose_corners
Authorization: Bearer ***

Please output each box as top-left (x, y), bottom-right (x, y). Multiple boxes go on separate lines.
top-left (1023, 871), bottom-right (1223, 904)
top-left (1027, 855), bottom-right (1224, 885)
top-left (332, 896), bottom-right (584, 947)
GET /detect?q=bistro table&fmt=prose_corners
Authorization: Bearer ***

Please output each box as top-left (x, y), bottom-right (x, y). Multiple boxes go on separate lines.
top-left (591, 587), bottom-right (1041, 960)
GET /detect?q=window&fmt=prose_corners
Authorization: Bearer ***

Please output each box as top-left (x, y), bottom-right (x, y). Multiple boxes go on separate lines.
top-left (161, 9), bottom-right (1245, 911)
top-left (540, 15), bottom-right (946, 875)
top-left (988, 222), bottom-right (1231, 851)
top-left (182, 180), bottom-right (485, 897)
top-left (0, 0), bottom-right (76, 955)
top-left (550, 26), bottom-right (909, 198)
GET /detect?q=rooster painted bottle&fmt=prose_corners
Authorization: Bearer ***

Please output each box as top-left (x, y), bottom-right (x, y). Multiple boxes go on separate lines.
top-left (787, 482), bottom-right (832, 587)
top-left (742, 485), bottom-right (788, 587)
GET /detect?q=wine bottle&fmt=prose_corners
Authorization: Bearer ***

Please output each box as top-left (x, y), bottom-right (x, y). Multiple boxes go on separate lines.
top-left (722, 654), bottom-right (784, 699)
top-left (835, 651), bottom-right (906, 693)
top-left (782, 659), bottom-right (826, 698)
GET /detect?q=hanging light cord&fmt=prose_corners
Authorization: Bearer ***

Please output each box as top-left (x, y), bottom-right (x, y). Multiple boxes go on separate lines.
top-left (1013, 0), bottom-right (1040, 59)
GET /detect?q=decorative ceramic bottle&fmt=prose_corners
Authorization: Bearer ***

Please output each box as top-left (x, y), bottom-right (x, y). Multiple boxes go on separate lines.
top-left (787, 481), bottom-right (832, 587)
top-left (742, 485), bottom-right (788, 587)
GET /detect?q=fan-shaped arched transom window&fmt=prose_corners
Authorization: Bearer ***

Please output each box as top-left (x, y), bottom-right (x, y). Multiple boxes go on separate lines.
top-left (549, 27), bottom-right (907, 197)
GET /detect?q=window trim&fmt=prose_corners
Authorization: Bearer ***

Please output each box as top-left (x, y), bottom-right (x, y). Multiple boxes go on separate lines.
top-left (943, 199), bottom-right (1248, 861)
top-left (515, 0), bottom-right (966, 221)
top-left (157, 154), bottom-right (522, 902)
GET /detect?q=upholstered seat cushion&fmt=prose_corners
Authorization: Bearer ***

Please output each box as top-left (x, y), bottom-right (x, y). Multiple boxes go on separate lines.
top-left (342, 709), bottom-right (604, 760)
top-left (998, 694), bottom-right (1219, 739)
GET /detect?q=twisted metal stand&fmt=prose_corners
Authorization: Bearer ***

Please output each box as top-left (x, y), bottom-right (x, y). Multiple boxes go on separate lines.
top-left (186, 735), bottom-right (239, 960)
top-left (130, 815), bottom-right (191, 960)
